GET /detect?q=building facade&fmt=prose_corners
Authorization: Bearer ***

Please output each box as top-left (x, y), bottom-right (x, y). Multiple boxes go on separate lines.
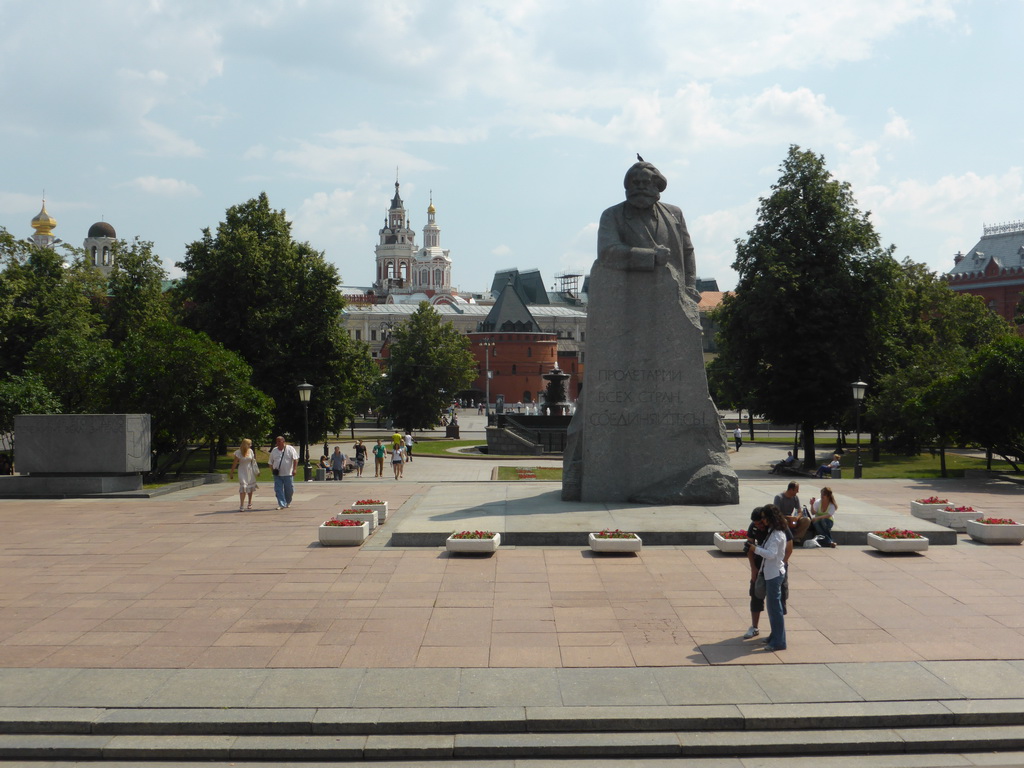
top-left (946, 220), bottom-right (1024, 325)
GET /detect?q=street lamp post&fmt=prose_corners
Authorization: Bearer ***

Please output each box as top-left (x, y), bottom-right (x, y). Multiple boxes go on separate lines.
top-left (851, 380), bottom-right (867, 479)
top-left (480, 337), bottom-right (495, 418)
top-left (298, 381), bottom-right (313, 482)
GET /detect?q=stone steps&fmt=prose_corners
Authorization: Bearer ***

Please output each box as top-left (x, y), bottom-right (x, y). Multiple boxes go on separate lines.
top-left (2, 701), bottom-right (1023, 762)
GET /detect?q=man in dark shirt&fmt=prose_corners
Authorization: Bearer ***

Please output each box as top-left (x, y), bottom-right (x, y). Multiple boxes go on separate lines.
top-left (774, 481), bottom-right (811, 545)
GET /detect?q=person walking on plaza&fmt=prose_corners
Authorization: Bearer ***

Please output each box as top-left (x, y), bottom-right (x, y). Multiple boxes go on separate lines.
top-left (352, 440), bottom-right (367, 477)
top-left (229, 438), bottom-right (260, 511)
top-left (733, 426), bottom-right (742, 451)
top-left (392, 429), bottom-right (403, 451)
top-left (751, 504), bottom-right (788, 652)
top-left (774, 481), bottom-right (811, 545)
top-left (269, 435), bottom-right (299, 509)
top-left (330, 446), bottom-right (345, 481)
top-left (391, 443), bottom-right (405, 479)
top-left (372, 438), bottom-right (386, 477)
top-left (403, 430), bottom-right (414, 462)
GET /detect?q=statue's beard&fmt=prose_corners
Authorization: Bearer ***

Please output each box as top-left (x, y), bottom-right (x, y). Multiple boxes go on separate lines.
top-left (626, 190), bottom-right (659, 209)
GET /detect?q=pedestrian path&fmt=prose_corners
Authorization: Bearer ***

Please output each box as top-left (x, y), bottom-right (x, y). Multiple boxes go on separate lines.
top-left (1, 447), bottom-right (1023, 763)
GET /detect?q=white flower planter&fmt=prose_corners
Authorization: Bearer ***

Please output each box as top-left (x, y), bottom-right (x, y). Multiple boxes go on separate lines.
top-left (935, 508), bottom-right (982, 532)
top-left (318, 521), bottom-right (369, 546)
top-left (446, 533), bottom-right (501, 553)
top-left (910, 501), bottom-right (951, 520)
top-left (333, 511), bottom-right (377, 531)
top-left (589, 532), bottom-right (642, 552)
top-left (713, 532), bottom-right (748, 553)
top-left (351, 502), bottom-right (388, 522)
top-left (867, 532), bottom-right (928, 553)
top-left (965, 519), bottom-right (1024, 545)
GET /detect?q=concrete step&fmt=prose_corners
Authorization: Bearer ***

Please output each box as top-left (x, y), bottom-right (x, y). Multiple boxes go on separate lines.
top-left (2, 725), bottom-right (1024, 761)
top-left (1, 701), bottom-right (1023, 761)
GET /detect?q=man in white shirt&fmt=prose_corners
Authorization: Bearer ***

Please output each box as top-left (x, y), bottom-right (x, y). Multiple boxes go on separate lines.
top-left (268, 435), bottom-right (299, 509)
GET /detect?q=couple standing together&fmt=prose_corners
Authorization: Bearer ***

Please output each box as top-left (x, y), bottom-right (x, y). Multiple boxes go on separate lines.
top-left (229, 435), bottom-right (298, 511)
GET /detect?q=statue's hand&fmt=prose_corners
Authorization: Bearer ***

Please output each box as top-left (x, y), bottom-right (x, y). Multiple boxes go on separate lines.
top-left (654, 244), bottom-right (670, 266)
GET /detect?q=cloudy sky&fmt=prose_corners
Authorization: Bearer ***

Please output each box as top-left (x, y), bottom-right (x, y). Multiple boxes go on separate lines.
top-left (2, 0), bottom-right (1022, 292)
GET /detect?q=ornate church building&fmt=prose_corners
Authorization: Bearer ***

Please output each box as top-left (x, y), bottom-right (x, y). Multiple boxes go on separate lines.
top-left (371, 179), bottom-right (456, 305)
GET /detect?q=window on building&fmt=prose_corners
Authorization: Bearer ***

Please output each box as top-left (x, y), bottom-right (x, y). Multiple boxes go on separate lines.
top-left (371, 330), bottom-right (377, 341)
top-left (512, 364), bottom-right (517, 374)
top-left (567, 331), bottom-right (574, 339)
top-left (581, 330), bottom-right (585, 342)
top-left (527, 347), bottom-right (532, 357)
top-left (355, 330), bottom-right (361, 340)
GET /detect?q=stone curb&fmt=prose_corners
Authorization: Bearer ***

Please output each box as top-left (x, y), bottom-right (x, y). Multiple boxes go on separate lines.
top-left (2, 698), bottom-right (1023, 736)
top-left (3, 725), bottom-right (1024, 761)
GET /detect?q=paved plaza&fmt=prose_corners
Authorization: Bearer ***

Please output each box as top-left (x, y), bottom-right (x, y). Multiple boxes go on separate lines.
top-left (1, 423), bottom-right (1024, 763)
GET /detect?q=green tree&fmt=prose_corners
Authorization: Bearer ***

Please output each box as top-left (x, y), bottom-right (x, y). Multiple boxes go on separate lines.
top-left (0, 372), bottom-right (62, 442)
top-left (867, 261), bottom-right (1012, 457)
top-left (712, 146), bottom-right (901, 467)
top-left (174, 193), bottom-right (362, 440)
top-left (952, 335), bottom-right (1024, 470)
top-left (383, 302), bottom-right (477, 431)
top-left (0, 229), bottom-right (106, 377)
top-left (103, 238), bottom-right (171, 343)
top-left (114, 319), bottom-right (274, 474)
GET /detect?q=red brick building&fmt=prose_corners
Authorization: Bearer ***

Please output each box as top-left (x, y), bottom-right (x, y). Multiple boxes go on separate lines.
top-left (467, 280), bottom-right (570, 407)
top-left (946, 221), bottom-right (1024, 325)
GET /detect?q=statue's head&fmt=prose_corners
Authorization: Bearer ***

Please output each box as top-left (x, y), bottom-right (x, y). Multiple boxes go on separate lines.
top-left (624, 162), bottom-right (667, 209)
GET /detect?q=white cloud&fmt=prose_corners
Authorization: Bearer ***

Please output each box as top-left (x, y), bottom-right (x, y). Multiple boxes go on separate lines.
top-left (138, 120), bottom-right (204, 158)
top-left (122, 177), bottom-right (201, 197)
top-left (243, 144), bottom-right (268, 160)
top-left (860, 168), bottom-right (1024, 259)
top-left (491, 245), bottom-right (512, 257)
top-left (884, 110), bottom-right (913, 140)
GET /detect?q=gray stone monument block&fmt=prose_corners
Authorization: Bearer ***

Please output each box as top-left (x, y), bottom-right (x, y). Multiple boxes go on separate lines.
top-left (15, 414), bottom-right (151, 474)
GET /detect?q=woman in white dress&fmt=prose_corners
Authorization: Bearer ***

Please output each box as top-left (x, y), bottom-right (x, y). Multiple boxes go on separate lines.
top-left (229, 438), bottom-right (260, 510)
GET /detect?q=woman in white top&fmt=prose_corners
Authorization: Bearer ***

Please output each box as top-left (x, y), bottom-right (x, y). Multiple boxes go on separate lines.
top-left (391, 444), bottom-right (405, 479)
top-left (810, 486), bottom-right (838, 547)
top-left (752, 504), bottom-right (788, 652)
top-left (229, 438), bottom-right (260, 511)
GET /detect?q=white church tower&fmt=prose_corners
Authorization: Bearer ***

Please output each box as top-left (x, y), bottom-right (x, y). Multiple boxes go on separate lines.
top-left (373, 178), bottom-right (417, 295)
top-left (411, 192), bottom-right (452, 295)
top-left (84, 221), bottom-right (117, 276)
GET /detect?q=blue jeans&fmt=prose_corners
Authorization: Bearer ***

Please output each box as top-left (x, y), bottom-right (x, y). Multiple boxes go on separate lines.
top-left (273, 474), bottom-right (294, 508)
top-left (765, 574), bottom-right (786, 650)
top-left (812, 517), bottom-right (834, 544)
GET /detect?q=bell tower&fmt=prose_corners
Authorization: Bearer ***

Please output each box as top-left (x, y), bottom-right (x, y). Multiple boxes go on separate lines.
top-left (373, 176), bottom-right (417, 295)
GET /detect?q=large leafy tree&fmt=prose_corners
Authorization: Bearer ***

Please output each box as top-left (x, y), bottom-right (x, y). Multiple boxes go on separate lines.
top-left (947, 335), bottom-right (1024, 471)
top-left (103, 238), bottom-right (172, 343)
top-left (713, 146), bottom-right (901, 467)
top-left (174, 193), bottom-right (369, 440)
top-left (383, 302), bottom-right (477, 431)
top-left (868, 261), bottom-right (1012, 458)
top-left (114, 319), bottom-right (274, 474)
top-left (0, 229), bottom-right (106, 377)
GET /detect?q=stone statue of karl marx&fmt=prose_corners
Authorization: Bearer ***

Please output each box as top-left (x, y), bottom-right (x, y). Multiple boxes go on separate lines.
top-left (562, 161), bottom-right (738, 505)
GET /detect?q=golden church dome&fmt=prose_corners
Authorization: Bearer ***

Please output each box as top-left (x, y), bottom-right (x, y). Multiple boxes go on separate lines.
top-left (31, 201), bottom-right (56, 236)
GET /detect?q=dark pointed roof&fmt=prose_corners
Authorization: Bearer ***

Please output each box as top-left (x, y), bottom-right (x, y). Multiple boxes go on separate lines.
top-left (390, 180), bottom-right (403, 210)
top-left (479, 278), bottom-right (542, 333)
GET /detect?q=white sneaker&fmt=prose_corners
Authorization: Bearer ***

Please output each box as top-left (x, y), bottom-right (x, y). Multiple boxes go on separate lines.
top-left (743, 626), bottom-right (760, 639)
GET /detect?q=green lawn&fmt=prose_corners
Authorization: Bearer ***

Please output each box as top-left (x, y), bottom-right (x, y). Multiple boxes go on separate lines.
top-left (409, 439), bottom-right (487, 457)
top-left (496, 466), bottom-right (563, 481)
